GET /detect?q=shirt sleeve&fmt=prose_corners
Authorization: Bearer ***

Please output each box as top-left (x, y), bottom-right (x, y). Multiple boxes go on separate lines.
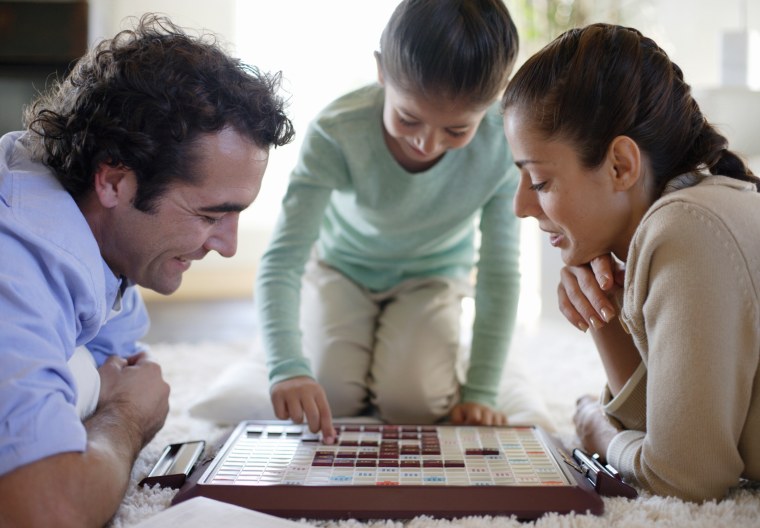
top-left (0, 232), bottom-right (87, 476)
top-left (605, 201), bottom-right (758, 501)
top-left (86, 286), bottom-right (150, 366)
top-left (255, 122), bottom-right (340, 384)
top-left (460, 165), bottom-right (521, 406)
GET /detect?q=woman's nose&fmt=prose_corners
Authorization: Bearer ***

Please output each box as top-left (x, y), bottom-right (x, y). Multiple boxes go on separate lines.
top-left (513, 176), bottom-right (541, 219)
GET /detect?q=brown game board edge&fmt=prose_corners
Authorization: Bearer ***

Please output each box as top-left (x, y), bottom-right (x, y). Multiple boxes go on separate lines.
top-left (173, 479), bottom-right (603, 520)
top-left (170, 421), bottom-right (604, 520)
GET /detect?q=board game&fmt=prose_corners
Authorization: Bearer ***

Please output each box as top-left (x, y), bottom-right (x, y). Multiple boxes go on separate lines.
top-left (168, 420), bottom-right (636, 520)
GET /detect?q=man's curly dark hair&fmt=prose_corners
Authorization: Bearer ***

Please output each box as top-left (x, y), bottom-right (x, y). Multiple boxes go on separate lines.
top-left (22, 14), bottom-right (295, 212)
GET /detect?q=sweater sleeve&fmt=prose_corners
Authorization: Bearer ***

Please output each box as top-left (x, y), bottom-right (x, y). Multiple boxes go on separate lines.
top-left (606, 201), bottom-right (758, 502)
top-left (460, 165), bottom-right (521, 406)
top-left (602, 361), bottom-right (647, 431)
top-left (255, 122), bottom-right (344, 384)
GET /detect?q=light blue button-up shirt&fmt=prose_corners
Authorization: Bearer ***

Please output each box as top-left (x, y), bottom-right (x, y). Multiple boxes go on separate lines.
top-left (0, 132), bottom-right (149, 476)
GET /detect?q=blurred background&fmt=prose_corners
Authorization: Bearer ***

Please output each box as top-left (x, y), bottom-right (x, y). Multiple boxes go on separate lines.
top-left (2, 0), bottom-right (758, 329)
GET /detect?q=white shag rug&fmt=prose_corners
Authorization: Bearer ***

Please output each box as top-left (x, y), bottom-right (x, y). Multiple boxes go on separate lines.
top-left (109, 319), bottom-right (760, 528)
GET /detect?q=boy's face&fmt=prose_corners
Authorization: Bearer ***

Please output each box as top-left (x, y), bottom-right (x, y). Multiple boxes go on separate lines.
top-left (96, 127), bottom-right (269, 295)
top-left (380, 80), bottom-right (491, 172)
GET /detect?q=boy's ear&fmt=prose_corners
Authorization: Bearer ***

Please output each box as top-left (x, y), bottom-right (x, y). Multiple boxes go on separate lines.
top-left (608, 135), bottom-right (641, 191)
top-left (93, 163), bottom-right (132, 208)
top-left (374, 51), bottom-right (385, 86)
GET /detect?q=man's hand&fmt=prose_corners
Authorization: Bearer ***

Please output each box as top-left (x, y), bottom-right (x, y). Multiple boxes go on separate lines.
top-left (558, 255), bottom-right (625, 332)
top-left (450, 401), bottom-right (508, 426)
top-left (0, 352), bottom-right (171, 528)
top-left (270, 376), bottom-right (336, 443)
top-left (97, 351), bottom-right (170, 447)
top-left (573, 394), bottom-right (618, 460)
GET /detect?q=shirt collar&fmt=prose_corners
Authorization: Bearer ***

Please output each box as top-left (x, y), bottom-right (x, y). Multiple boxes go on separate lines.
top-left (101, 258), bottom-right (129, 316)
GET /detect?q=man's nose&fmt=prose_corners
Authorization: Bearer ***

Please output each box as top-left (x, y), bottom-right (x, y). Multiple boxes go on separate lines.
top-left (204, 215), bottom-right (239, 258)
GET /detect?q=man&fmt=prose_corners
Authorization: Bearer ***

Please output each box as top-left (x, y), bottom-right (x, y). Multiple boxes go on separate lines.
top-left (0, 15), bottom-right (294, 527)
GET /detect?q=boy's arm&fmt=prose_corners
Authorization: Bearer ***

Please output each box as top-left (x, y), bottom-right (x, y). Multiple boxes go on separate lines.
top-left (462, 170), bottom-right (521, 407)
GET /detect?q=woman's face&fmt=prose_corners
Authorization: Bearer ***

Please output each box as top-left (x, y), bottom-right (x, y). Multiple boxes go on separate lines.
top-left (504, 108), bottom-right (637, 266)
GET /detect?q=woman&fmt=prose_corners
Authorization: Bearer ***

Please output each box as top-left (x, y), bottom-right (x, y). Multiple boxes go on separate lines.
top-left (502, 23), bottom-right (760, 501)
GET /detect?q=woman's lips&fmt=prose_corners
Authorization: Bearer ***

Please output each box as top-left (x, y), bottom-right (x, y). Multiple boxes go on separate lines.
top-left (548, 232), bottom-right (563, 247)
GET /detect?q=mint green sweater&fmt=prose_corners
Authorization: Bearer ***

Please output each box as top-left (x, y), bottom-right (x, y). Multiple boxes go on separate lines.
top-left (255, 84), bottom-right (521, 406)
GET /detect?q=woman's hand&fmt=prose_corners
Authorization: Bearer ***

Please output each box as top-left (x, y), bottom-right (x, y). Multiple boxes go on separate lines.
top-left (450, 402), bottom-right (508, 426)
top-left (270, 376), bottom-right (336, 443)
top-left (561, 255), bottom-right (640, 394)
top-left (573, 394), bottom-right (619, 460)
top-left (558, 254), bottom-right (625, 332)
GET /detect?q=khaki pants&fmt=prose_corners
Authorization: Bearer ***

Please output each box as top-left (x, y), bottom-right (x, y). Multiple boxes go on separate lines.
top-left (300, 256), bottom-right (472, 424)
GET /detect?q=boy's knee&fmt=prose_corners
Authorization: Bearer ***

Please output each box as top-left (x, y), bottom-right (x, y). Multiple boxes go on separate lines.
top-left (318, 376), bottom-right (369, 418)
top-left (372, 379), bottom-right (457, 424)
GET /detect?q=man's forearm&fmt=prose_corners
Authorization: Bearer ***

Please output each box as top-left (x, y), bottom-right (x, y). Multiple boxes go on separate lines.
top-left (0, 404), bottom-right (147, 528)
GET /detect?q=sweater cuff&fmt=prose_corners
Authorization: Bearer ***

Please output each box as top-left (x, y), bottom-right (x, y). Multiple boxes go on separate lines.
top-left (606, 428), bottom-right (645, 484)
top-left (602, 361), bottom-right (647, 431)
top-left (460, 384), bottom-right (499, 408)
top-left (268, 357), bottom-right (314, 385)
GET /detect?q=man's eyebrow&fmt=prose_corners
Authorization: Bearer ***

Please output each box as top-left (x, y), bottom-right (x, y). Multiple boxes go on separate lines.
top-left (198, 203), bottom-right (247, 214)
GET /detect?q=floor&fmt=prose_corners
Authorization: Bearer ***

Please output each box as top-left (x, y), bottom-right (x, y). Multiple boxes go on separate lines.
top-left (142, 298), bottom-right (258, 345)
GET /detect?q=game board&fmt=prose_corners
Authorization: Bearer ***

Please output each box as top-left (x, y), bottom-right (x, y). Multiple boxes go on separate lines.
top-left (168, 420), bottom-right (636, 520)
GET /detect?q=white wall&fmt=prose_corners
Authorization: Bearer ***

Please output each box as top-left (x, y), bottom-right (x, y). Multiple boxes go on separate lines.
top-left (646, 0), bottom-right (760, 89)
top-left (88, 0), bottom-right (236, 48)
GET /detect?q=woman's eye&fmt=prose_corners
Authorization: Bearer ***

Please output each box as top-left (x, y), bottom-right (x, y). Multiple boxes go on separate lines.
top-left (398, 117), bottom-right (417, 127)
top-left (529, 181), bottom-right (547, 192)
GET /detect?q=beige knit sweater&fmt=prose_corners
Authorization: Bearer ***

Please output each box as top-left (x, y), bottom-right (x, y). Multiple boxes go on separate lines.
top-left (603, 175), bottom-right (760, 502)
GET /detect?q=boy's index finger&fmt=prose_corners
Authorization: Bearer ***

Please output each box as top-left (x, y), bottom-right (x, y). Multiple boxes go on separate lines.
top-left (316, 399), bottom-right (336, 444)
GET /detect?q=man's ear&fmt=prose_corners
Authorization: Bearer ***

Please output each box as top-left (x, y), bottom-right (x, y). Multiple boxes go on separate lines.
top-left (374, 51), bottom-right (384, 86)
top-left (607, 135), bottom-right (641, 191)
top-left (93, 163), bottom-right (132, 208)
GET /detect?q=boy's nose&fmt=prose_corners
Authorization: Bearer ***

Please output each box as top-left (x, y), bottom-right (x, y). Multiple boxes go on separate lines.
top-left (415, 128), bottom-right (441, 154)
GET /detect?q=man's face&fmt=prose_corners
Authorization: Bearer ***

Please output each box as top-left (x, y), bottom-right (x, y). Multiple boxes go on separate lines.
top-left (101, 127), bottom-right (269, 294)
